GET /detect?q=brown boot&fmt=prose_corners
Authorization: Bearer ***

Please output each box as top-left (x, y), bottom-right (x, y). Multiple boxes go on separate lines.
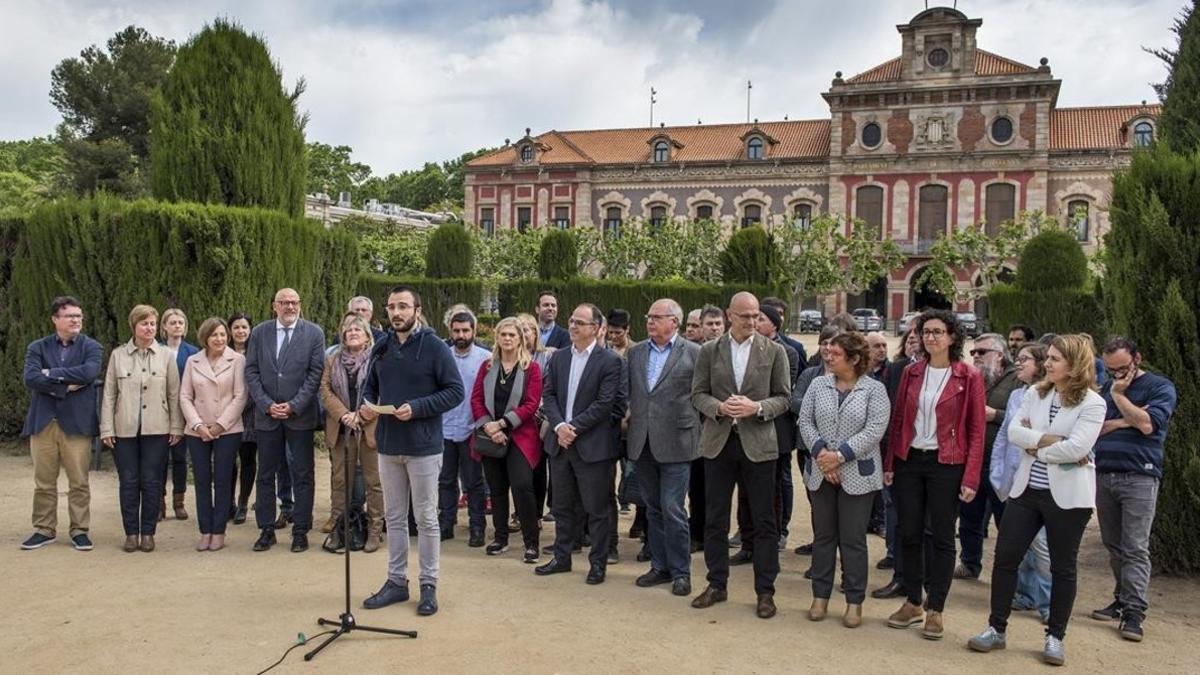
top-left (363, 528), bottom-right (381, 553)
top-left (843, 603), bottom-right (863, 628)
top-left (123, 535), bottom-right (139, 553)
top-left (808, 598), bottom-right (828, 621)
top-left (887, 601), bottom-right (925, 629)
top-left (173, 493), bottom-right (189, 520)
top-left (140, 535), bottom-right (155, 552)
top-left (321, 515), bottom-right (337, 534)
top-left (921, 610), bottom-right (944, 640)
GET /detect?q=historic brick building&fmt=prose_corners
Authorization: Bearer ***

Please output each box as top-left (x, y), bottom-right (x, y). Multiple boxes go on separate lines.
top-left (464, 6), bottom-right (1158, 326)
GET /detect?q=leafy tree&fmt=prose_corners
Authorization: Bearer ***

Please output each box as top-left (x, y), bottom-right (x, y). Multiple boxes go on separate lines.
top-left (425, 222), bottom-right (473, 278)
top-left (335, 214), bottom-right (428, 276)
top-left (306, 142), bottom-right (371, 199)
top-left (773, 214), bottom-right (905, 311)
top-left (50, 25), bottom-right (175, 197)
top-left (150, 19), bottom-right (307, 216)
top-left (571, 218), bottom-right (725, 283)
top-left (441, 147), bottom-right (497, 205)
top-left (1149, 2), bottom-right (1200, 153)
top-left (538, 229), bottom-right (577, 280)
top-left (473, 227), bottom-right (545, 281)
top-left (0, 138), bottom-right (64, 212)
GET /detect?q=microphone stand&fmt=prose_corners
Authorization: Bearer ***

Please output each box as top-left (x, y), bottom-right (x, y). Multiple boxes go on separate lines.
top-left (305, 426), bottom-right (416, 661)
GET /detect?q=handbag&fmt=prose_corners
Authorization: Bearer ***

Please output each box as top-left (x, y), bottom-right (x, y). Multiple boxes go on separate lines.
top-left (474, 426), bottom-right (509, 458)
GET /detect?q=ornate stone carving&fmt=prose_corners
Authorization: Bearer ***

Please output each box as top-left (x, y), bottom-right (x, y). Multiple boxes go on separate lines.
top-left (782, 187), bottom-right (824, 213)
top-left (686, 190), bottom-right (725, 219)
top-left (640, 190), bottom-right (678, 219)
top-left (596, 191), bottom-right (631, 219)
top-left (915, 112), bottom-right (958, 149)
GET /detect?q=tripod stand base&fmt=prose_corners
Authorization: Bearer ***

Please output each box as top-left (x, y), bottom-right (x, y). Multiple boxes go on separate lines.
top-left (303, 612), bottom-right (418, 661)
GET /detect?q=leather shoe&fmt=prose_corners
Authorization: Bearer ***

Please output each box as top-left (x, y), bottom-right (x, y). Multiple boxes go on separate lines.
top-left (794, 542), bottom-right (813, 555)
top-left (123, 535), bottom-right (139, 553)
top-left (291, 534), bottom-right (308, 552)
top-left (417, 584), bottom-right (438, 616)
top-left (362, 579), bottom-right (409, 609)
top-left (139, 535), bottom-right (155, 552)
top-left (253, 529), bottom-right (276, 552)
top-left (635, 569), bottom-right (672, 587)
top-left (691, 586), bottom-right (728, 609)
top-left (586, 563), bottom-right (606, 585)
top-left (876, 556), bottom-right (894, 570)
top-left (607, 548), bottom-right (619, 565)
top-left (636, 545), bottom-right (651, 562)
top-left (872, 579), bottom-right (905, 599)
top-left (756, 593), bottom-right (777, 619)
top-left (729, 549), bottom-right (753, 566)
top-left (468, 529), bottom-right (485, 548)
top-left (535, 558), bottom-right (572, 576)
top-left (671, 577), bottom-right (692, 596)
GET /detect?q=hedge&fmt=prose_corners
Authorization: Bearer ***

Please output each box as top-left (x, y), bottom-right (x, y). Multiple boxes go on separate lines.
top-left (986, 283), bottom-right (1108, 340)
top-left (357, 275), bottom-right (483, 337)
top-left (0, 196), bottom-right (358, 435)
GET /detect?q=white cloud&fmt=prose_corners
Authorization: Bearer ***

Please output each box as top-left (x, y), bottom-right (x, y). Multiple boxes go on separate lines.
top-left (0, 0), bottom-right (1180, 175)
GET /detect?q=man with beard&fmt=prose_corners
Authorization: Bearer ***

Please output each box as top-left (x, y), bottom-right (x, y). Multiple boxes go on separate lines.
top-left (246, 288), bottom-right (326, 553)
top-left (954, 332), bottom-right (1020, 580)
top-left (536, 291), bottom-right (570, 350)
top-left (438, 310), bottom-right (491, 546)
top-left (359, 285), bottom-right (464, 616)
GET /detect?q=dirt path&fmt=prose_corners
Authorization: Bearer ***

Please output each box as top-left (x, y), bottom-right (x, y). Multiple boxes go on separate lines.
top-left (1, 452), bottom-right (1197, 674)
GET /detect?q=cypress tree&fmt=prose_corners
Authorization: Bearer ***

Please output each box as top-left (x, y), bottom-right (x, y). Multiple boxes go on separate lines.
top-left (719, 227), bottom-right (776, 286)
top-left (149, 19), bottom-right (306, 217)
top-left (1150, 2), bottom-right (1200, 154)
top-left (538, 229), bottom-right (577, 280)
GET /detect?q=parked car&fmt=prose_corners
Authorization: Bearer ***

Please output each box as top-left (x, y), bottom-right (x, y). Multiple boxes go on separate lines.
top-left (896, 311), bottom-right (920, 336)
top-left (798, 309), bottom-right (825, 332)
top-left (852, 308), bottom-right (884, 332)
top-left (956, 312), bottom-right (981, 338)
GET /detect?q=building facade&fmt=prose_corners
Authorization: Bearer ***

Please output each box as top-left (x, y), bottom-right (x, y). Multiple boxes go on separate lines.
top-left (464, 7), bottom-right (1157, 325)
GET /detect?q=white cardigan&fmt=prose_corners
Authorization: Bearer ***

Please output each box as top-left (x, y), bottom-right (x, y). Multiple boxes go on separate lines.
top-left (1006, 387), bottom-right (1106, 510)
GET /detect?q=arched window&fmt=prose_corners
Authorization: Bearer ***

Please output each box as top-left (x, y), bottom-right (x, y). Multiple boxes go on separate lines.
top-left (1068, 200), bottom-right (1089, 242)
top-left (696, 204), bottom-right (714, 220)
top-left (520, 145), bottom-right (533, 163)
top-left (742, 204), bottom-right (762, 228)
top-left (653, 140), bottom-right (669, 163)
top-left (649, 205), bottom-right (667, 230)
top-left (1134, 122), bottom-right (1154, 148)
top-left (985, 183), bottom-right (1016, 237)
top-left (918, 184), bottom-right (949, 248)
top-left (747, 137), bottom-right (764, 160)
top-left (793, 203), bottom-right (812, 229)
top-left (856, 185), bottom-right (884, 236)
top-left (604, 206), bottom-right (622, 237)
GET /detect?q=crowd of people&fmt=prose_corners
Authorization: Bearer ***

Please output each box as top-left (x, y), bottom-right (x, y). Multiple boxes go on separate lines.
top-left (20, 288), bottom-right (1177, 662)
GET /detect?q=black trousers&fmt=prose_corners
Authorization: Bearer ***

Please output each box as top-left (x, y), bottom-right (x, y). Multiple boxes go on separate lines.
top-left (894, 449), bottom-right (964, 612)
top-left (688, 456), bottom-right (706, 544)
top-left (549, 451), bottom-right (614, 568)
top-left (231, 440), bottom-right (257, 513)
top-left (988, 488), bottom-right (1091, 640)
top-left (735, 451), bottom-right (789, 551)
top-left (704, 433), bottom-right (779, 595)
top-left (482, 450), bottom-right (540, 550)
top-left (255, 427), bottom-right (315, 535)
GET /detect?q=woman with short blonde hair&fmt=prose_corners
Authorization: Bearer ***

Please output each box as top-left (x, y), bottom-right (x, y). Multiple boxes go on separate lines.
top-left (159, 306), bottom-right (198, 519)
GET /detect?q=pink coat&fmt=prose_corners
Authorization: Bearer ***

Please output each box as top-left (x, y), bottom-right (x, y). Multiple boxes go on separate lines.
top-left (180, 349), bottom-right (247, 437)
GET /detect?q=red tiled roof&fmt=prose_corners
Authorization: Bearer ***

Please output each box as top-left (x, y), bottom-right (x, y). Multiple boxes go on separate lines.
top-left (1051, 104), bottom-right (1161, 151)
top-left (468, 119), bottom-right (831, 167)
top-left (846, 49), bottom-right (1036, 84)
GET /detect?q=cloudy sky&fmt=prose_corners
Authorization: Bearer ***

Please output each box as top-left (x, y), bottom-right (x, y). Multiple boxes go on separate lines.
top-left (0, 0), bottom-right (1184, 175)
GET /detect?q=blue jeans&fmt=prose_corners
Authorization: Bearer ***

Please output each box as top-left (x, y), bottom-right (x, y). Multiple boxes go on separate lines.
top-left (187, 434), bottom-right (240, 535)
top-left (637, 455), bottom-right (692, 579)
top-left (438, 438), bottom-right (486, 532)
top-left (113, 435), bottom-right (169, 536)
top-left (1014, 527), bottom-right (1052, 620)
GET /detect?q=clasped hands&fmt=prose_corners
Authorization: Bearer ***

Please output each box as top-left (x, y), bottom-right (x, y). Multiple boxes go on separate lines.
top-left (814, 449), bottom-right (841, 485)
top-left (556, 423), bottom-right (577, 449)
top-left (483, 420), bottom-right (508, 445)
top-left (718, 395), bottom-right (759, 419)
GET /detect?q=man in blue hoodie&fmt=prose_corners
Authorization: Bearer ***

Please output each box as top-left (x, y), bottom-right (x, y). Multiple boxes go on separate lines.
top-left (358, 285), bottom-right (464, 617)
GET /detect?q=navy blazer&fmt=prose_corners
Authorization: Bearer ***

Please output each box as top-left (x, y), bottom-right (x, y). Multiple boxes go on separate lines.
top-left (244, 319), bottom-right (326, 431)
top-left (542, 324), bottom-right (570, 350)
top-left (541, 344), bottom-right (622, 463)
top-left (22, 334), bottom-right (104, 437)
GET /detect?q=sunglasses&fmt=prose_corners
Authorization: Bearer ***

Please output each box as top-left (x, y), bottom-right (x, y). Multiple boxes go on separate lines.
top-left (969, 348), bottom-right (999, 357)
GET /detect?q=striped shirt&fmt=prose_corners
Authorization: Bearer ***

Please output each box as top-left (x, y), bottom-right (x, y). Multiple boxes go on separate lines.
top-left (1028, 398), bottom-right (1060, 490)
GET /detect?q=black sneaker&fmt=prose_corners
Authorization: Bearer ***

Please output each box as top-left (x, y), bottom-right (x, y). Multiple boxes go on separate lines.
top-left (417, 584), bottom-right (438, 616)
top-left (1119, 613), bottom-right (1144, 642)
top-left (290, 533), bottom-right (309, 552)
top-left (523, 547), bottom-right (540, 564)
top-left (468, 529), bottom-right (486, 547)
top-left (1091, 600), bottom-right (1123, 621)
top-left (20, 532), bottom-right (55, 550)
top-left (486, 540), bottom-right (509, 556)
top-left (71, 533), bottom-right (94, 551)
top-left (363, 579), bottom-right (409, 609)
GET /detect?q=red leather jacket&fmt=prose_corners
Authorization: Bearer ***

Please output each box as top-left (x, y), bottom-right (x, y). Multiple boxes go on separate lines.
top-left (884, 359), bottom-right (986, 491)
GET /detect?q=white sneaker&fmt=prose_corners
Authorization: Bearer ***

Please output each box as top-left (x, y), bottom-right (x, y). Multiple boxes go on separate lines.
top-left (1042, 635), bottom-right (1065, 666)
top-left (967, 625), bottom-right (1006, 652)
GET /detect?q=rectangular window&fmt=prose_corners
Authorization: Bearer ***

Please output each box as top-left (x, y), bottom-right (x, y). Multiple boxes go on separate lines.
top-left (856, 186), bottom-right (885, 237)
top-left (517, 207), bottom-right (531, 233)
top-left (1068, 200), bottom-right (1089, 242)
top-left (604, 206), bottom-right (622, 238)
top-left (553, 206), bottom-right (570, 229)
top-left (918, 185), bottom-right (948, 246)
top-left (479, 207), bottom-right (495, 236)
top-left (793, 203), bottom-right (812, 229)
top-left (985, 184), bottom-right (1016, 237)
top-left (696, 204), bottom-right (714, 220)
top-left (741, 204), bottom-right (762, 228)
top-left (649, 205), bottom-right (667, 230)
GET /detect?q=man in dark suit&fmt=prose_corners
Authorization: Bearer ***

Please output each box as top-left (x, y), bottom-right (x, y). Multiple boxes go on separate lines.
top-left (535, 303), bottom-right (623, 584)
top-left (627, 299), bottom-right (701, 596)
top-left (245, 287), bottom-right (326, 553)
top-left (20, 296), bottom-right (104, 551)
top-left (690, 292), bottom-right (792, 619)
top-left (536, 290), bottom-right (570, 350)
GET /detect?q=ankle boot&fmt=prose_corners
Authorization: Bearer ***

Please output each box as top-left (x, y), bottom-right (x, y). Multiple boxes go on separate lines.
top-left (174, 493), bottom-right (189, 520)
top-left (843, 603), bottom-right (863, 628)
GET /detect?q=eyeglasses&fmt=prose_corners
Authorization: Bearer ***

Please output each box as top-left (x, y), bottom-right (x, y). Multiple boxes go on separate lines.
top-left (1015, 355), bottom-right (1037, 364)
top-left (568, 319), bottom-right (595, 327)
top-left (922, 329), bottom-right (948, 338)
top-left (275, 300), bottom-right (300, 307)
top-left (731, 312), bottom-right (759, 321)
top-left (56, 313), bottom-right (83, 320)
top-left (645, 314), bottom-right (674, 322)
top-left (969, 348), bottom-right (999, 356)
top-left (1104, 366), bottom-right (1134, 380)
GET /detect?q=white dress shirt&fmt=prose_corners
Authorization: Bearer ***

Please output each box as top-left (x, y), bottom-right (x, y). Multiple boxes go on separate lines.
top-left (563, 340), bottom-right (596, 424)
top-left (276, 320), bottom-right (297, 358)
top-left (730, 333), bottom-right (752, 391)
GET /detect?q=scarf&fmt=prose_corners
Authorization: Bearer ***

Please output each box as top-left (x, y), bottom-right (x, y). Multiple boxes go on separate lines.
top-left (331, 346), bottom-right (369, 409)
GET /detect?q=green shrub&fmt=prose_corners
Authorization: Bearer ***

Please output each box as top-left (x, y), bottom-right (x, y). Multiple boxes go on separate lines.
top-left (1014, 228), bottom-right (1089, 290)
top-left (0, 196), bottom-right (357, 434)
top-left (720, 226), bottom-right (776, 285)
top-left (357, 274), bottom-right (482, 337)
top-left (538, 229), bottom-right (577, 280)
top-left (985, 283), bottom-right (1107, 340)
top-left (424, 222), bottom-right (473, 278)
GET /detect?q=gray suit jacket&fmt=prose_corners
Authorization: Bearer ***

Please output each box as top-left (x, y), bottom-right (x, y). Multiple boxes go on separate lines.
top-left (691, 333), bottom-right (792, 463)
top-left (626, 337), bottom-right (700, 464)
top-left (244, 318), bottom-right (326, 431)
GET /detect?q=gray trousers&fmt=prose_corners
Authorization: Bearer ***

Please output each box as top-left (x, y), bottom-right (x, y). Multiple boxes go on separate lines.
top-left (1096, 471), bottom-right (1159, 616)
top-left (809, 480), bottom-right (875, 604)
top-left (379, 453), bottom-right (442, 587)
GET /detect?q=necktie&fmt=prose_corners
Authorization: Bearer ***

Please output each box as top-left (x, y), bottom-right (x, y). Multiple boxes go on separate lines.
top-left (279, 325), bottom-right (293, 358)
